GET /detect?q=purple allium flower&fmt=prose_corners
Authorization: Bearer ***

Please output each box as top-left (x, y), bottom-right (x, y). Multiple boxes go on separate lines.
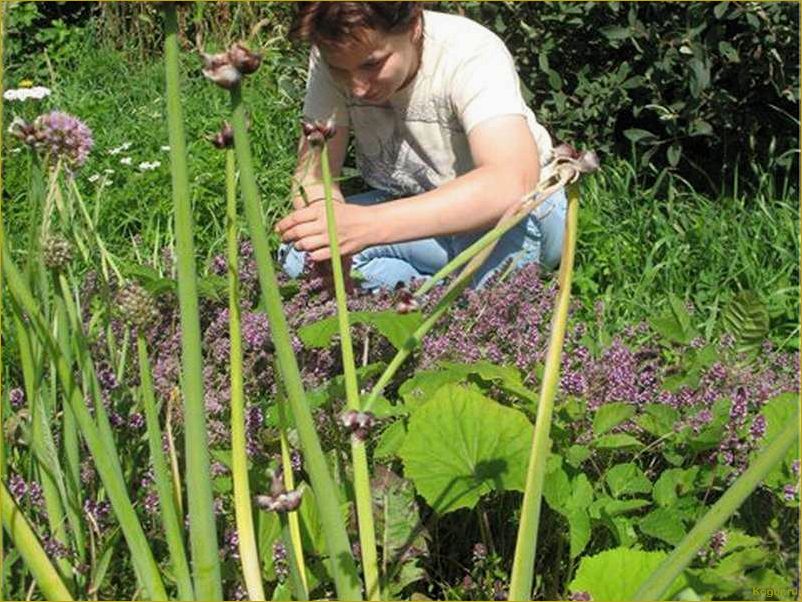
top-left (290, 449), bottom-right (303, 473)
top-left (96, 365), bottom-right (118, 392)
top-left (223, 528), bottom-right (240, 559)
top-left (33, 111), bottom-right (94, 168)
top-left (9, 387), bottom-right (25, 409)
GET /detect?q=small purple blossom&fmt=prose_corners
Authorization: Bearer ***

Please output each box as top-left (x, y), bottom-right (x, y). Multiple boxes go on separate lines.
top-left (127, 412), bottom-right (145, 431)
top-left (9, 387), bottom-right (25, 409)
top-left (8, 474), bottom-right (27, 501)
top-left (749, 415), bottom-right (766, 439)
top-left (272, 541), bottom-right (289, 582)
top-left (570, 591), bottom-right (592, 601)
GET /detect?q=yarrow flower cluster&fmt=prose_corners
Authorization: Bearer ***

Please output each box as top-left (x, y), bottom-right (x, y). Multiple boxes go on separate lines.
top-left (3, 86), bottom-right (51, 102)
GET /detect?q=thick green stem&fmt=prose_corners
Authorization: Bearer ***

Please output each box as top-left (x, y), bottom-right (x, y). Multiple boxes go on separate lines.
top-left (1, 481), bottom-right (74, 601)
top-left (508, 183), bottom-right (580, 601)
top-left (225, 148), bottom-right (266, 601)
top-left (320, 144), bottom-right (381, 599)
top-left (228, 83), bottom-right (362, 600)
top-left (163, 5), bottom-right (223, 598)
top-left (633, 411), bottom-right (800, 601)
top-left (137, 335), bottom-right (195, 601)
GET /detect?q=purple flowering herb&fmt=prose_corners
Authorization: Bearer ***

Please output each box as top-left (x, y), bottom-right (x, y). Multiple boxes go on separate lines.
top-left (43, 536), bottom-right (71, 560)
top-left (749, 415), bottom-right (767, 439)
top-left (128, 412), bottom-right (145, 431)
top-left (570, 591), bottom-right (592, 601)
top-left (272, 541), bottom-right (289, 582)
top-left (8, 474), bottom-right (27, 501)
top-left (472, 542), bottom-right (488, 563)
top-left (290, 449), bottom-right (303, 473)
top-left (783, 483), bottom-right (798, 502)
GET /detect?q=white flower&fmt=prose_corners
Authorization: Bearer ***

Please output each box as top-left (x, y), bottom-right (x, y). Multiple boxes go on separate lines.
top-left (160, 145), bottom-right (170, 151)
top-left (109, 142), bottom-right (132, 156)
top-left (88, 173), bottom-right (101, 183)
top-left (104, 168), bottom-right (115, 175)
top-left (120, 157), bottom-right (133, 166)
top-left (138, 160), bottom-right (161, 171)
top-left (3, 86), bottom-right (51, 102)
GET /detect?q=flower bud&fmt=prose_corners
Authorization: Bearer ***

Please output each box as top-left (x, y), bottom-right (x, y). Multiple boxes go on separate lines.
top-left (211, 121), bottom-right (234, 149)
top-left (116, 282), bottom-right (159, 331)
top-left (340, 410), bottom-right (376, 441)
top-left (42, 236), bottom-right (73, 271)
top-left (395, 287), bottom-right (419, 314)
top-left (201, 52), bottom-right (241, 89)
top-left (301, 118), bottom-right (336, 148)
top-left (228, 42), bottom-right (262, 75)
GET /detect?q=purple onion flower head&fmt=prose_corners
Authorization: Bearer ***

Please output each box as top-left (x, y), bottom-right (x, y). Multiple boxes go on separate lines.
top-left (116, 282), bottom-right (159, 331)
top-left (33, 111), bottom-right (93, 168)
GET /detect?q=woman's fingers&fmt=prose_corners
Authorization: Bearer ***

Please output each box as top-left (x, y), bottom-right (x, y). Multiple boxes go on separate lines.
top-left (280, 221), bottom-right (322, 244)
top-left (275, 205), bottom-right (321, 235)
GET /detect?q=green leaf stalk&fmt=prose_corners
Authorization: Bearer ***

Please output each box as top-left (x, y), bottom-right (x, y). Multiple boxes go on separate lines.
top-left (320, 143), bottom-right (381, 600)
top-left (508, 183), bottom-right (580, 602)
top-left (162, 5), bottom-right (223, 598)
top-left (224, 147), bottom-right (266, 601)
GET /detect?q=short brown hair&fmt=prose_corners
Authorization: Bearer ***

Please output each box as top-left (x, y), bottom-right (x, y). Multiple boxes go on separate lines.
top-left (290, 2), bottom-right (423, 48)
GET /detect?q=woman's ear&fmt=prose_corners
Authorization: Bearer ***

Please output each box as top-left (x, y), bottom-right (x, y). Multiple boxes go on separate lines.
top-left (410, 13), bottom-right (423, 44)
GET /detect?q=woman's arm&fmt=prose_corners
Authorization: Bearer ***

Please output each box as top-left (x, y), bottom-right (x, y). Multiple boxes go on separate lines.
top-left (276, 114), bottom-right (540, 260)
top-left (369, 114), bottom-right (540, 243)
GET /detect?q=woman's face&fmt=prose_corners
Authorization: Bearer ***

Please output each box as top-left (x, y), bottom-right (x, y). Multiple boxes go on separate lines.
top-left (319, 20), bottom-right (422, 104)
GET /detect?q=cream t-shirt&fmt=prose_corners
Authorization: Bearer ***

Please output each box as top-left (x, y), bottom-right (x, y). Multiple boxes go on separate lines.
top-left (302, 10), bottom-right (554, 198)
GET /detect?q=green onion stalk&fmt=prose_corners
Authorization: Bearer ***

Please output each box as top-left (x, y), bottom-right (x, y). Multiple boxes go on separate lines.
top-left (137, 331), bottom-right (195, 600)
top-left (633, 411), bottom-right (800, 601)
top-left (508, 183), bottom-right (580, 601)
top-left (163, 5), bottom-right (223, 598)
top-left (2, 248), bottom-right (168, 601)
top-left (0, 481), bottom-right (74, 601)
top-left (224, 147), bottom-right (266, 601)
top-left (319, 142), bottom-right (381, 600)
top-left (228, 83), bottom-right (362, 600)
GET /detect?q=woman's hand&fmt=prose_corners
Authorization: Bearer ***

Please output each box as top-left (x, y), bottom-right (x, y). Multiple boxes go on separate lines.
top-left (275, 201), bottom-right (375, 261)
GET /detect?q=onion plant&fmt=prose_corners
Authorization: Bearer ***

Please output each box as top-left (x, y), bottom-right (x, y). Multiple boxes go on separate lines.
top-left (226, 78), bottom-right (362, 599)
top-left (223, 143), bottom-right (266, 600)
top-left (318, 141), bottom-right (381, 599)
top-left (508, 182), bottom-right (580, 601)
top-left (162, 5), bottom-right (222, 598)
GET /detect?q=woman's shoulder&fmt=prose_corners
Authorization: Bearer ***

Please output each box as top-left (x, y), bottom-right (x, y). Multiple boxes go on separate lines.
top-left (423, 10), bottom-right (503, 53)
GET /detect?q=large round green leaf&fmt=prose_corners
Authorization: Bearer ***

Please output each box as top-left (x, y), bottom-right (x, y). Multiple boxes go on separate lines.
top-left (398, 384), bottom-right (533, 514)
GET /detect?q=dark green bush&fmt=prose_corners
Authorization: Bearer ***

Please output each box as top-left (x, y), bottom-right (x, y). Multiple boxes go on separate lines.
top-left (438, 1), bottom-right (799, 196)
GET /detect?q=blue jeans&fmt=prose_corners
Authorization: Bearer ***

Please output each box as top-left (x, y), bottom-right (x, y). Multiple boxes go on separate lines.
top-left (277, 187), bottom-right (567, 291)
